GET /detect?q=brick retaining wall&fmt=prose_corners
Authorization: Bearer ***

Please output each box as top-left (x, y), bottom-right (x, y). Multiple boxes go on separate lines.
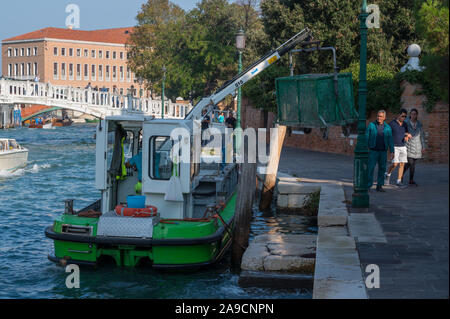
top-left (241, 81), bottom-right (448, 163)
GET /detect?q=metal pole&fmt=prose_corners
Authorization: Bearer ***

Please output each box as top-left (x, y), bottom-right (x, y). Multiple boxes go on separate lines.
top-left (161, 67), bottom-right (166, 119)
top-left (352, 0), bottom-right (369, 208)
top-left (235, 50), bottom-right (243, 154)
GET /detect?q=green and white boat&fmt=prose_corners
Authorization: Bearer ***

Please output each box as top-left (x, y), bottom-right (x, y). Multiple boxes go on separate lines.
top-left (45, 115), bottom-right (239, 268)
top-left (44, 29), bottom-right (313, 268)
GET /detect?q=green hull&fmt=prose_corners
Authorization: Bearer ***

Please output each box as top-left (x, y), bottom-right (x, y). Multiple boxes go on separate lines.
top-left (46, 194), bottom-right (236, 268)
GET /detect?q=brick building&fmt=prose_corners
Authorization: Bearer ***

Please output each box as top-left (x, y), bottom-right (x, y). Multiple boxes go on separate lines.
top-left (1, 27), bottom-right (144, 96)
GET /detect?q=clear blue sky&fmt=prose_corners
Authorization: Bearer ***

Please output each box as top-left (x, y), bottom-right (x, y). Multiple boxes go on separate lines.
top-left (0, 0), bottom-right (204, 74)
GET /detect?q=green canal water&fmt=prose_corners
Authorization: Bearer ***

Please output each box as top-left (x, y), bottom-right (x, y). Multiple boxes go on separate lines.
top-left (0, 125), bottom-right (316, 299)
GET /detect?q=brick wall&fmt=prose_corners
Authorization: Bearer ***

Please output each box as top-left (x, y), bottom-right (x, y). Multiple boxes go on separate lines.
top-left (241, 81), bottom-right (449, 163)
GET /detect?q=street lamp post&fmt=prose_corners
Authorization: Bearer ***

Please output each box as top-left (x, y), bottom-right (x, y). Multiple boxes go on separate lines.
top-left (235, 29), bottom-right (246, 154)
top-left (352, 0), bottom-right (369, 208)
top-left (161, 66), bottom-right (166, 119)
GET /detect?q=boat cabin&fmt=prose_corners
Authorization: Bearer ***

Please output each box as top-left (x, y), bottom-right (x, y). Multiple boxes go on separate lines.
top-left (0, 139), bottom-right (22, 152)
top-left (94, 116), bottom-right (238, 220)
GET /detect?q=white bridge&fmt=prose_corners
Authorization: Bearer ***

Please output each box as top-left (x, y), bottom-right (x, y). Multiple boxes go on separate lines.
top-left (0, 79), bottom-right (192, 119)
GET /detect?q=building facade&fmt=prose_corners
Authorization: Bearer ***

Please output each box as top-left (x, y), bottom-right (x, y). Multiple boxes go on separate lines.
top-left (2, 27), bottom-right (144, 96)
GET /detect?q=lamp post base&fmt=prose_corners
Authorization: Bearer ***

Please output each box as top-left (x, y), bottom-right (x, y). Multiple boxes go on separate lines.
top-left (352, 192), bottom-right (369, 208)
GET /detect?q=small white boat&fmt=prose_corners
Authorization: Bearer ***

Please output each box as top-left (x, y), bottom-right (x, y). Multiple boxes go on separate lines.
top-left (43, 123), bottom-right (54, 130)
top-left (0, 139), bottom-right (28, 172)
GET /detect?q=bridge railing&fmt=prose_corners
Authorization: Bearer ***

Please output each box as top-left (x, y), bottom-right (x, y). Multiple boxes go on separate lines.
top-left (0, 79), bottom-right (192, 119)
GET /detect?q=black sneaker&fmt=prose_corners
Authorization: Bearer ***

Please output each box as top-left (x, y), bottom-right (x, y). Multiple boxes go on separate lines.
top-left (376, 186), bottom-right (385, 192)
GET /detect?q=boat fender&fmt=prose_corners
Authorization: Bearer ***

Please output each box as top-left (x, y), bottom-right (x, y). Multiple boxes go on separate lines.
top-left (114, 205), bottom-right (158, 218)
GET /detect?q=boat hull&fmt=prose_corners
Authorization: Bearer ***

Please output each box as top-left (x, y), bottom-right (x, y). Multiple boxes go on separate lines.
top-left (45, 194), bottom-right (236, 268)
top-left (0, 149), bottom-right (28, 171)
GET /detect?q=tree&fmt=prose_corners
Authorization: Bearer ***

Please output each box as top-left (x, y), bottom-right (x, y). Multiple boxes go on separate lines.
top-left (128, 0), bottom-right (263, 102)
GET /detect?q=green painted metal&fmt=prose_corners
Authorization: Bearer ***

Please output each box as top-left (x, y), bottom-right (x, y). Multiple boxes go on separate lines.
top-left (276, 73), bottom-right (357, 128)
top-left (50, 193), bottom-right (237, 267)
top-left (352, 1), bottom-right (370, 208)
top-left (22, 107), bottom-right (61, 122)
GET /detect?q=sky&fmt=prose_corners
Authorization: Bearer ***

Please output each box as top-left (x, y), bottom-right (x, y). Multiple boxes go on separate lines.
top-left (0, 0), bottom-right (206, 74)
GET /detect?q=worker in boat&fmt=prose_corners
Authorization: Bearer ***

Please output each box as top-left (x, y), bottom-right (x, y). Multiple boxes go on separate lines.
top-left (126, 151), bottom-right (143, 194)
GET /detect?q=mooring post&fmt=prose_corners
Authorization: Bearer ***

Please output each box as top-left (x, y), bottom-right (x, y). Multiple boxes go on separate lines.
top-left (259, 124), bottom-right (287, 211)
top-left (232, 160), bottom-right (257, 268)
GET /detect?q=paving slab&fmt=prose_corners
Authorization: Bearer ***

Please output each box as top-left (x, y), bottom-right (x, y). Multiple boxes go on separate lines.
top-left (348, 213), bottom-right (387, 243)
top-left (313, 278), bottom-right (368, 299)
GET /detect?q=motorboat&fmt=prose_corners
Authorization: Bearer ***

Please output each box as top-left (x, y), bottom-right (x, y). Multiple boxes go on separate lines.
top-left (0, 138), bottom-right (28, 172)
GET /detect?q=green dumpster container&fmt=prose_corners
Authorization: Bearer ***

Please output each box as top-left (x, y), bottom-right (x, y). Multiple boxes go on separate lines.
top-left (276, 73), bottom-right (357, 128)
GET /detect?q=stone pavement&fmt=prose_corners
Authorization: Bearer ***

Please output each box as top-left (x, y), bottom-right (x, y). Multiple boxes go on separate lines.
top-left (279, 146), bottom-right (449, 299)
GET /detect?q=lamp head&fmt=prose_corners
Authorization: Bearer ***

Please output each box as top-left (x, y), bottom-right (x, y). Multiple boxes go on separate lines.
top-left (236, 29), bottom-right (246, 51)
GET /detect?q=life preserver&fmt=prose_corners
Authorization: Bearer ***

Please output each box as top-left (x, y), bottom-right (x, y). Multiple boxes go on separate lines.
top-left (115, 205), bottom-right (158, 218)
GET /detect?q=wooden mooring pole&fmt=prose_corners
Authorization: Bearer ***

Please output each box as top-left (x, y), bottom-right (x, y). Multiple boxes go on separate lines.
top-left (259, 124), bottom-right (286, 211)
top-left (231, 160), bottom-right (257, 268)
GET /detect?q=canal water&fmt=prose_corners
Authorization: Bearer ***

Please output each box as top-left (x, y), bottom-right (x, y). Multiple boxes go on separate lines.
top-left (0, 125), bottom-right (316, 299)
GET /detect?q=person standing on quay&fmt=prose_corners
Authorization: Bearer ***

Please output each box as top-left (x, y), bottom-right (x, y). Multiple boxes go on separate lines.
top-left (366, 110), bottom-right (394, 192)
top-left (404, 108), bottom-right (427, 186)
top-left (385, 109), bottom-right (412, 187)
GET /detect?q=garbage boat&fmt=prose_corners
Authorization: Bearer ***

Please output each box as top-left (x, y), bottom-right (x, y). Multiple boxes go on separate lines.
top-left (44, 28), bottom-right (314, 268)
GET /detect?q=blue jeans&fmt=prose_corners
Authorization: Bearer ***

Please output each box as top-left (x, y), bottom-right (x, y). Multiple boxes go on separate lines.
top-left (368, 150), bottom-right (387, 188)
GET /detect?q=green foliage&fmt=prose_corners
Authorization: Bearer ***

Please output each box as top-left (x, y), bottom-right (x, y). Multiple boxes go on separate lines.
top-left (342, 62), bottom-right (403, 114)
top-left (128, 0), bottom-right (262, 101)
top-left (398, 55), bottom-right (449, 111)
top-left (242, 64), bottom-right (289, 112)
top-left (415, 0), bottom-right (449, 56)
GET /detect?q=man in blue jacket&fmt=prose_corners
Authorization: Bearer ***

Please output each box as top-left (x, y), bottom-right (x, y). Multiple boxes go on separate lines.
top-left (366, 110), bottom-right (394, 192)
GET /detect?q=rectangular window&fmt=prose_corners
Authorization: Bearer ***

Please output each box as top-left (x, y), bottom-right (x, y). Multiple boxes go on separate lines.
top-left (77, 64), bottom-right (81, 79)
top-left (84, 64), bottom-right (89, 79)
top-left (61, 48), bottom-right (66, 56)
top-left (84, 49), bottom-right (88, 58)
top-left (120, 52), bottom-right (124, 60)
top-left (69, 48), bottom-right (73, 57)
top-left (69, 63), bottom-right (74, 79)
top-left (61, 63), bottom-right (66, 78)
top-left (113, 51), bottom-right (117, 59)
top-left (54, 47), bottom-right (58, 56)
top-left (27, 48), bottom-right (31, 56)
top-left (99, 50), bottom-right (103, 59)
top-left (27, 63), bottom-right (32, 76)
top-left (14, 48), bottom-right (18, 57)
top-left (8, 64), bottom-right (12, 76)
top-left (21, 63), bottom-right (24, 76)
top-left (34, 63), bottom-right (38, 76)
top-left (91, 64), bottom-right (96, 79)
top-left (7, 48), bottom-right (12, 57)
top-left (20, 48), bottom-right (24, 56)
top-left (150, 136), bottom-right (173, 180)
top-left (127, 67), bottom-right (131, 82)
top-left (106, 51), bottom-right (110, 59)
top-left (91, 50), bottom-right (96, 58)
top-left (106, 65), bottom-right (110, 80)
top-left (77, 49), bottom-right (81, 57)
top-left (53, 63), bottom-right (58, 79)
top-left (14, 64), bottom-right (18, 76)
top-left (120, 66), bottom-right (124, 81)
top-left (112, 66), bottom-right (117, 80)
top-left (99, 65), bottom-right (103, 80)
top-left (33, 47), bottom-right (38, 56)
